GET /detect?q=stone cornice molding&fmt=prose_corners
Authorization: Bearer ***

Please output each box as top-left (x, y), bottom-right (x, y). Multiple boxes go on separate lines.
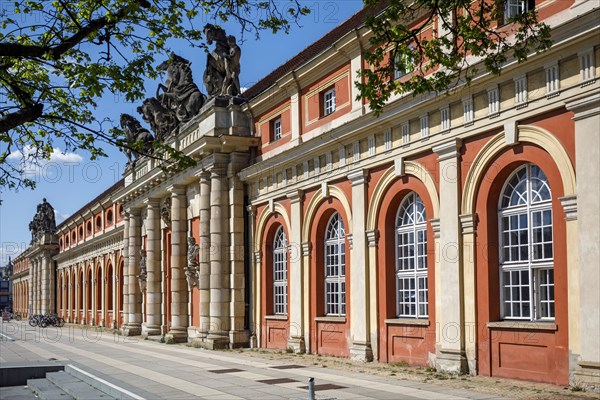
top-left (433, 138), bottom-right (462, 161)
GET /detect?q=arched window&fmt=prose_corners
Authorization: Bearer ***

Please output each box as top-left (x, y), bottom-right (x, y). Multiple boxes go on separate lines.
top-left (324, 213), bottom-right (346, 316)
top-left (395, 192), bottom-right (428, 318)
top-left (273, 226), bottom-right (287, 315)
top-left (499, 164), bottom-right (554, 320)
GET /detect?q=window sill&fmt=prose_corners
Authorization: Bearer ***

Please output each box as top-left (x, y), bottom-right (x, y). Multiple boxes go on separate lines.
top-left (487, 321), bottom-right (557, 331)
top-left (385, 318), bottom-right (430, 326)
top-left (264, 315), bottom-right (288, 321)
top-left (315, 316), bottom-right (346, 323)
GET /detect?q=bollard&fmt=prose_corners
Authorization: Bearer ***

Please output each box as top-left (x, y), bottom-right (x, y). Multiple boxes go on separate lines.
top-left (308, 377), bottom-right (315, 400)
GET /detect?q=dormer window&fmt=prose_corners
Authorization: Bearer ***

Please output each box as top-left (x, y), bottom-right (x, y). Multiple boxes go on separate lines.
top-left (323, 88), bottom-right (336, 116)
top-left (272, 117), bottom-right (282, 141)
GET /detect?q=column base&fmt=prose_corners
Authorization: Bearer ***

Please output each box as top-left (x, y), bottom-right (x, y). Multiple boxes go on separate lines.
top-left (350, 341), bottom-right (373, 362)
top-left (287, 336), bottom-right (306, 354)
top-left (142, 324), bottom-right (162, 337)
top-left (165, 327), bottom-right (188, 343)
top-left (435, 348), bottom-right (468, 374)
top-left (573, 361), bottom-right (600, 393)
top-left (229, 330), bottom-right (250, 349)
top-left (204, 333), bottom-right (230, 350)
top-left (121, 324), bottom-right (142, 336)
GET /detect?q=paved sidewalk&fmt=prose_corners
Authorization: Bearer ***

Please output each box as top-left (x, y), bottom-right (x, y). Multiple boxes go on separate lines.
top-left (0, 321), bottom-right (518, 399)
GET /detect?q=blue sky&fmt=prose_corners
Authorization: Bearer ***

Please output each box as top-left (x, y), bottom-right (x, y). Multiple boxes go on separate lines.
top-left (0, 1), bottom-right (365, 265)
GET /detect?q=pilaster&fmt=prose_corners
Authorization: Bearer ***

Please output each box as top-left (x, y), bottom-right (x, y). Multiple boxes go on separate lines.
top-left (123, 208), bottom-right (142, 336)
top-left (348, 170), bottom-right (373, 362)
top-left (287, 190), bottom-right (305, 353)
top-left (432, 139), bottom-right (467, 373)
top-left (198, 171), bottom-right (211, 337)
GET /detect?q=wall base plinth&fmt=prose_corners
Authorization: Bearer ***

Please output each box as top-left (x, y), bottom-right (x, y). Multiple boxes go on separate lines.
top-left (573, 361), bottom-right (600, 393)
top-left (435, 348), bottom-right (468, 374)
top-left (121, 324), bottom-right (141, 336)
top-left (229, 330), bottom-right (250, 349)
top-left (166, 327), bottom-right (188, 343)
top-left (142, 324), bottom-right (161, 337)
top-left (287, 336), bottom-right (306, 354)
top-left (350, 342), bottom-right (373, 362)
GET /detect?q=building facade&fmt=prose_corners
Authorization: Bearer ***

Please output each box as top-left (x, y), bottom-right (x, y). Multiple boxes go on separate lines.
top-left (10, 0), bottom-right (600, 390)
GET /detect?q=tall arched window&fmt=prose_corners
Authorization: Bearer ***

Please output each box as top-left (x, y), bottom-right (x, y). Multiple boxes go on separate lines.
top-left (273, 226), bottom-right (287, 315)
top-left (395, 192), bottom-right (428, 318)
top-left (499, 164), bottom-right (554, 320)
top-left (324, 213), bottom-right (346, 316)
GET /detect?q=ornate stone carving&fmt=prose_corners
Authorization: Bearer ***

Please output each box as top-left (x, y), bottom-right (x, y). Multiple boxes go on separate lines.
top-left (120, 113), bottom-right (154, 166)
top-left (28, 198), bottom-right (56, 243)
top-left (138, 248), bottom-right (147, 293)
top-left (203, 24), bottom-right (242, 97)
top-left (185, 237), bottom-right (200, 289)
top-left (157, 54), bottom-right (206, 123)
top-left (160, 197), bottom-right (172, 226)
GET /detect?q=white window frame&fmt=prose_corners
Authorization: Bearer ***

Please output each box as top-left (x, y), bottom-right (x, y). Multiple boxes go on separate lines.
top-left (323, 88), bottom-right (336, 116)
top-left (440, 106), bottom-right (451, 133)
top-left (514, 75), bottom-right (528, 108)
top-left (545, 62), bottom-right (560, 97)
top-left (394, 44), bottom-right (415, 79)
top-left (505, 0), bottom-right (531, 20)
top-left (487, 85), bottom-right (500, 117)
top-left (498, 164), bottom-right (555, 321)
top-left (462, 95), bottom-right (474, 125)
top-left (324, 213), bottom-right (346, 317)
top-left (395, 192), bottom-right (428, 318)
top-left (273, 226), bottom-right (288, 315)
top-left (578, 48), bottom-right (596, 84)
top-left (401, 122), bottom-right (410, 145)
top-left (272, 117), bottom-right (282, 141)
top-left (420, 114), bottom-right (429, 139)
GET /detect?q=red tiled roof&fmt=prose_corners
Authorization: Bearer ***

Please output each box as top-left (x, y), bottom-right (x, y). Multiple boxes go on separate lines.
top-left (242, 2), bottom-right (387, 100)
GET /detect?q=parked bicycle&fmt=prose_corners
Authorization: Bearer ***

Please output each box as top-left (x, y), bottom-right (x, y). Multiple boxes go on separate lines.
top-left (28, 314), bottom-right (65, 328)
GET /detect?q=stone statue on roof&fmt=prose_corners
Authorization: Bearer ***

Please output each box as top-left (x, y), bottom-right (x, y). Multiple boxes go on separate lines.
top-left (28, 198), bottom-right (56, 243)
top-left (203, 24), bottom-right (242, 97)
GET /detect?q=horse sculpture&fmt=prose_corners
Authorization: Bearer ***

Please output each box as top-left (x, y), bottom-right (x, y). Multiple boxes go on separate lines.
top-left (136, 98), bottom-right (177, 141)
top-left (203, 24), bottom-right (241, 97)
top-left (120, 113), bottom-right (154, 165)
top-left (157, 54), bottom-right (206, 123)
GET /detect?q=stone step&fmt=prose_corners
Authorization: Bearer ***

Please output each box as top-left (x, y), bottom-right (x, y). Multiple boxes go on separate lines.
top-left (26, 378), bottom-right (74, 400)
top-left (65, 364), bottom-right (144, 400)
top-left (45, 370), bottom-right (113, 399)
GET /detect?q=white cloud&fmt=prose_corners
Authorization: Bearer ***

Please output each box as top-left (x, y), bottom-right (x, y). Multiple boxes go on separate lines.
top-left (7, 146), bottom-right (83, 178)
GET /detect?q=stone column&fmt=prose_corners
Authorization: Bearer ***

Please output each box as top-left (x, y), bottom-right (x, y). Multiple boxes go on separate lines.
top-left (198, 171), bottom-right (211, 337)
top-left (366, 229), bottom-right (380, 360)
top-left (287, 190), bottom-right (305, 353)
top-left (348, 170), bottom-right (373, 361)
top-left (101, 258), bottom-right (106, 326)
top-left (30, 259), bottom-right (36, 314)
top-left (166, 186), bottom-right (189, 343)
top-left (82, 262), bottom-right (88, 324)
top-left (41, 255), bottom-right (49, 314)
top-left (49, 256), bottom-right (55, 314)
top-left (27, 263), bottom-right (32, 316)
top-left (567, 93), bottom-right (600, 388)
top-left (207, 159), bottom-right (230, 348)
top-left (301, 242), bottom-right (312, 352)
top-left (143, 199), bottom-right (162, 336)
top-left (123, 209), bottom-right (142, 336)
top-left (228, 153), bottom-right (247, 347)
top-left (38, 258), bottom-right (44, 314)
top-left (91, 260), bottom-right (97, 325)
top-left (121, 214), bottom-right (130, 327)
top-left (432, 139), bottom-right (467, 373)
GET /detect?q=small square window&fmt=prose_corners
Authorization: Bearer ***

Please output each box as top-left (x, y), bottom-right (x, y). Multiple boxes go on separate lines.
top-left (272, 118), bottom-right (282, 141)
top-left (323, 88), bottom-right (336, 116)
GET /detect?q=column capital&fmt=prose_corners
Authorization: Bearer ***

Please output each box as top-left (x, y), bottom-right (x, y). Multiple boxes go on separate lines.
top-left (143, 198), bottom-right (161, 208)
top-left (125, 207), bottom-right (142, 217)
top-left (565, 92), bottom-right (600, 120)
top-left (348, 170), bottom-right (369, 186)
top-left (195, 170), bottom-right (210, 182)
top-left (366, 229), bottom-right (380, 247)
top-left (433, 138), bottom-right (462, 161)
top-left (246, 204), bottom-right (256, 217)
top-left (559, 195), bottom-right (578, 221)
top-left (459, 213), bottom-right (477, 235)
top-left (167, 185), bottom-right (187, 196)
top-left (430, 218), bottom-right (441, 238)
top-left (286, 189), bottom-right (304, 203)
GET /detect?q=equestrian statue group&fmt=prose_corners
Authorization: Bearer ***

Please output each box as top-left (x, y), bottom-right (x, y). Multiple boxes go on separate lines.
top-left (120, 24), bottom-right (242, 166)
